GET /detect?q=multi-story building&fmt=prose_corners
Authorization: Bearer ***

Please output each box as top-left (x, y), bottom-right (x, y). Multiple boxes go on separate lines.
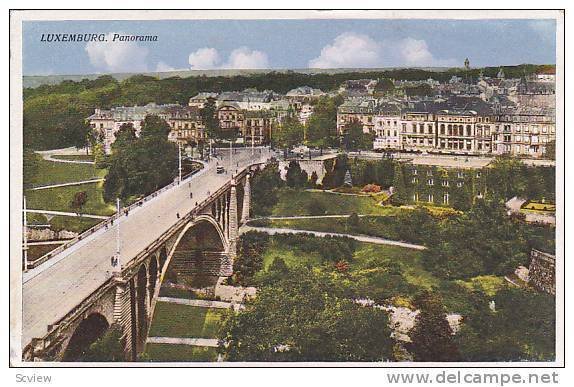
top-left (188, 92), bottom-right (218, 108)
top-left (285, 86), bottom-right (325, 108)
top-left (243, 110), bottom-right (275, 146)
top-left (336, 98), bottom-right (377, 134)
top-left (373, 103), bottom-right (402, 150)
top-left (400, 102), bottom-right (441, 152)
top-left (159, 106), bottom-right (205, 145)
top-left (498, 106), bottom-right (556, 157)
top-left (87, 103), bottom-right (178, 154)
top-left (217, 103), bottom-right (244, 139)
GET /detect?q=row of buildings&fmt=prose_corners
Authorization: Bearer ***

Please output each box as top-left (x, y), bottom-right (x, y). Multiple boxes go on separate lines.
top-left (88, 86), bottom-right (326, 153)
top-left (337, 72), bottom-right (556, 158)
top-left (88, 66), bottom-right (556, 158)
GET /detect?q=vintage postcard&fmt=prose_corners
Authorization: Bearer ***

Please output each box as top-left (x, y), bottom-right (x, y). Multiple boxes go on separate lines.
top-left (9, 9), bottom-right (564, 370)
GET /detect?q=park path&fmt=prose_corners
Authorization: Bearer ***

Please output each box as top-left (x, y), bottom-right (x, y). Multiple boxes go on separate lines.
top-left (26, 240), bottom-right (71, 246)
top-left (146, 337), bottom-right (219, 347)
top-left (35, 147), bottom-right (95, 165)
top-left (157, 297), bottom-right (244, 311)
top-left (26, 209), bottom-right (109, 219)
top-left (240, 225), bottom-right (426, 250)
top-left (256, 214), bottom-right (373, 220)
top-left (28, 178), bottom-right (105, 191)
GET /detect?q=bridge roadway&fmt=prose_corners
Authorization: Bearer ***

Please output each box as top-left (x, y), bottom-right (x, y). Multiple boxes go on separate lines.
top-left (22, 147), bottom-right (270, 348)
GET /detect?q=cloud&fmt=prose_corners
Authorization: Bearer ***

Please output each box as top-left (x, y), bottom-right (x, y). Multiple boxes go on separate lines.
top-left (399, 38), bottom-right (435, 66)
top-left (225, 47), bottom-right (269, 69)
top-left (187, 46), bottom-right (269, 70)
top-left (308, 32), bottom-right (457, 69)
top-left (188, 47), bottom-right (221, 70)
top-left (85, 32), bottom-right (149, 73)
top-left (308, 32), bottom-right (382, 69)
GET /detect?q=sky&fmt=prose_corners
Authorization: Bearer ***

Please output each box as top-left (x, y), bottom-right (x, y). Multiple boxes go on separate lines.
top-left (22, 19), bottom-right (556, 76)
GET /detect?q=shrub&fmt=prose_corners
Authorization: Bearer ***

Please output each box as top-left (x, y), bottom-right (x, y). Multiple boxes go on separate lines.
top-left (362, 184), bottom-right (382, 193)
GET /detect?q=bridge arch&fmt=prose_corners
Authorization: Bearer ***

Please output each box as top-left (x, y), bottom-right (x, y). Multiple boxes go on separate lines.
top-left (155, 215), bottom-right (229, 295)
top-left (62, 313), bottom-right (110, 361)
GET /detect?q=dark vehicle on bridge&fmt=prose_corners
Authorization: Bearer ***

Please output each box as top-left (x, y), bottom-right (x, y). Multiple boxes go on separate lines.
top-left (216, 166), bottom-right (225, 174)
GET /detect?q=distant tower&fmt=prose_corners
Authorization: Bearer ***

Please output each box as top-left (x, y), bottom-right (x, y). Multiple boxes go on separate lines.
top-left (497, 67), bottom-right (505, 79)
top-left (464, 58), bottom-right (470, 70)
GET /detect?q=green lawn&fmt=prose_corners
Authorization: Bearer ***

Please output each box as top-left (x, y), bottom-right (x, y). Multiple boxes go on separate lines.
top-left (26, 181), bottom-right (115, 216)
top-left (27, 244), bottom-right (59, 262)
top-left (27, 212), bottom-right (102, 233)
top-left (25, 156), bottom-right (105, 188)
top-left (260, 239), bottom-right (324, 272)
top-left (148, 302), bottom-right (226, 339)
top-left (142, 344), bottom-right (218, 362)
top-left (271, 189), bottom-right (402, 216)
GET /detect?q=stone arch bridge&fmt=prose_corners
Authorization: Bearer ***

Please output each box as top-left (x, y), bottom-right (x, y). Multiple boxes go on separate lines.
top-left (22, 155), bottom-right (263, 362)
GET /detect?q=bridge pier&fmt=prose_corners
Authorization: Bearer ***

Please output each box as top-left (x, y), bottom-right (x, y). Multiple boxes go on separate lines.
top-left (241, 174), bottom-right (251, 223)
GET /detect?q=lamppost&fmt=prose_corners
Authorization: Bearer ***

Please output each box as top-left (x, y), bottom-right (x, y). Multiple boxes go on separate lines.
top-left (23, 196), bottom-right (28, 271)
top-left (113, 198), bottom-right (121, 271)
top-left (229, 139), bottom-right (233, 175)
top-left (178, 142), bottom-right (182, 182)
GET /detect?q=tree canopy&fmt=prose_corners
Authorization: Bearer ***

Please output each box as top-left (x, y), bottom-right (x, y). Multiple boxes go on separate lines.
top-left (220, 267), bottom-right (395, 362)
top-left (103, 115), bottom-right (178, 201)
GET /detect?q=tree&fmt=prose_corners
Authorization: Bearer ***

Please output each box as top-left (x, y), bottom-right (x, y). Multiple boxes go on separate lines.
top-left (93, 142), bottom-right (106, 169)
top-left (220, 268), bottom-right (395, 362)
top-left (374, 78), bottom-right (395, 95)
top-left (456, 288), bottom-right (555, 361)
top-left (200, 97), bottom-right (221, 141)
top-left (251, 162), bottom-right (284, 216)
top-left (139, 115), bottom-right (171, 139)
top-left (275, 117), bottom-right (304, 154)
top-left (104, 115), bottom-right (178, 201)
top-left (422, 199), bottom-right (529, 280)
top-left (407, 291), bottom-right (460, 362)
top-left (306, 96), bottom-right (342, 148)
top-left (70, 191), bottom-right (88, 213)
top-left (233, 231), bottom-right (270, 285)
top-left (342, 121), bottom-right (365, 151)
top-left (23, 149), bottom-right (40, 188)
top-left (391, 164), bottom-right (408, 205)
top-left (82, 324), bottom-right (125, 362)
top-left (545, 140), bottom-right (556, 160)
top-left (285, 161), bottom-right (308, 188)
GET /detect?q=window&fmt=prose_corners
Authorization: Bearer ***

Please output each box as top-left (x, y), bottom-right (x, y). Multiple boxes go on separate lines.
top-left (476, 171), bottom-right (481, 178)
top-left (457, 171), bottom-right (464, 178)
top-left (427, 170), bottom-right (433, 176)
top-left (413, 193), bottom-right (419, 202)
top-left (427, 179), bottom-right (434, 186)
top-left (412, 177), bottom-right (418, 184)
top-left (428, 194), bottom-right (434, 203)
top-left (412, 169), bottom-right (418, 175)
top-left (443, 193), bottom-right (449, 205)
top-left (457, 181), bottom-right (463, 187)
top-left (442, 180), bottom-right (449, 187)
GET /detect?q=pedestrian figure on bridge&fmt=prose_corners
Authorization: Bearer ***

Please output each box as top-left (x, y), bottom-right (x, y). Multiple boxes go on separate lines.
top-left (177, 212), bottom-right (180, 219)
top-left (190, 192), bottom-right (193, 199)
